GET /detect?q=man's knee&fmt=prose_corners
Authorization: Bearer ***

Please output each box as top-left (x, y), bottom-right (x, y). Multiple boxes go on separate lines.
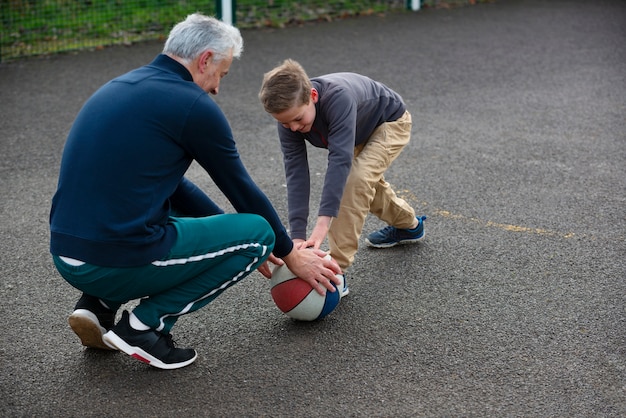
top-left (239, 213), bottom-right (276, 249)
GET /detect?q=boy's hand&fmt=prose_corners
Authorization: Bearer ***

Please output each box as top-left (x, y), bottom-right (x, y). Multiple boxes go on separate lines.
top-left (292, 238), bottom-right (307, 249)
top-left (302, 215), bottom-right (332, 249)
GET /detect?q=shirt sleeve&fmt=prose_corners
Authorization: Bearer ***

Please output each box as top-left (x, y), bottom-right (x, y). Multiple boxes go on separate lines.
top-left (279, 125), bottom-right (311, 240)
top-left (169, 177), bottom-right (224, 217)
top-left (180, 95), bottom-right (293, 257)
top-left (317, 91), bottom-right (357, 219)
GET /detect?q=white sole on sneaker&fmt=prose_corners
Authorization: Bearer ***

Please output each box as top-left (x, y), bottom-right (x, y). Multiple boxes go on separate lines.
top-left (68, 309), bottom-right (117, 350)
top-left (102, 330), bottom-right (197, 370)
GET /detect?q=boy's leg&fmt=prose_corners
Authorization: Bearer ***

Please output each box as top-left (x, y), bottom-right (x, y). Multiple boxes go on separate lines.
top-left (368, 111), bottom-right (416, 228)
top-left (327, 111), bottom-right (415, 268)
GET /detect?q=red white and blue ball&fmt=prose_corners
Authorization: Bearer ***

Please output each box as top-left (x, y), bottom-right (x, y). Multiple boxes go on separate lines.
top-left (270, 255), bottom-right (343, 321)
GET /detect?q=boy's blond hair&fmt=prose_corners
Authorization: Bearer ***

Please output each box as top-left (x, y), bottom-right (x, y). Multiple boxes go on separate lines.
top-left (259, 59), bottom-right (313, 114)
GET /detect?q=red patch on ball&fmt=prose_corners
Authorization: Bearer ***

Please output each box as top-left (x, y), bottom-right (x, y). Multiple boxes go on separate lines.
top-left (269, 255), bottom-right (343, 321)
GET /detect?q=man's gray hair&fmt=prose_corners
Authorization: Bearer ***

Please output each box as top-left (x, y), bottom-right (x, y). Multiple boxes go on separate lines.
top-left (163, 14), bottom-right (243, 63)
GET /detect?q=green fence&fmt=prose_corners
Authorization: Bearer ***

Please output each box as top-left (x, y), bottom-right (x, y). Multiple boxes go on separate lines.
top-left (0, 1), bottom-right (475, 62)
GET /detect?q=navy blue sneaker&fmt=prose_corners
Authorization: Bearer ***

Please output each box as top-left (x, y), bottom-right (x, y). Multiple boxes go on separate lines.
top-left (68, 293), bottom-right (117, 350)
top-left (338, 273), bottom-right (349, 298)
top-left (365, 216), bottom-right (427, 248)
top-left (103, 311), bottom-right (197, 370)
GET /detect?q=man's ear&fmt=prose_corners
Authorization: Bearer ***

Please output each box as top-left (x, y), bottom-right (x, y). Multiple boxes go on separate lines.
top-left (198, 50), bottom-right (214, 73)
top-left (311, 88), bottom-right (319, 103)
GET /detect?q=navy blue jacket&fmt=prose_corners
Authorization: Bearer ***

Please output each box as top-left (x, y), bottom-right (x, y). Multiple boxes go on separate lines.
top-left (50, 54), bottom-right (293, 266)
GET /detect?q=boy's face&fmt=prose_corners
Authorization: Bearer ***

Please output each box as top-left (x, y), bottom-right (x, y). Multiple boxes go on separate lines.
top-left (271, 88), bottom-right (318, 133)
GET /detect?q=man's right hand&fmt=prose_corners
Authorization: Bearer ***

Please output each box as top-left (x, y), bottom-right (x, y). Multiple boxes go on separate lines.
top-left (281, 247), bottom-right (343, 296)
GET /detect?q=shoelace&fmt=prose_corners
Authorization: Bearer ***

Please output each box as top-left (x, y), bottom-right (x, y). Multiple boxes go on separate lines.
top-left (374, 217), bottom-right (425, 240)
top-left (377, 225), bottom-right (400, 237)
top-left (160, 332), bottom-right (178, 348)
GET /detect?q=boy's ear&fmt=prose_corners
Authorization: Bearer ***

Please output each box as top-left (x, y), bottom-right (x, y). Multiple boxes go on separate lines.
top-left (310, 88), bottom-right (319, 103)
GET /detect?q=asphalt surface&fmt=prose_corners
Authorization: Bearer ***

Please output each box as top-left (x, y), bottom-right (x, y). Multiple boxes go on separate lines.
top-left (1, 0), bottom-right (625, 416)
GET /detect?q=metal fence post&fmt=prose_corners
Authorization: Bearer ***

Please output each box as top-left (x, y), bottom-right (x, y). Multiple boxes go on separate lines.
top-left (216, 0), bottom-right (236, 25)
top-left (407, 0), bottom-right (421, 11)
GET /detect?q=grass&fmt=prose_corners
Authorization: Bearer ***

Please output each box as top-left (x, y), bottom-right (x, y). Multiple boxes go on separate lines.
top-left (2, 0), bottom-right (215, 60)
top-left (1, 1), bottom-right (484, 62)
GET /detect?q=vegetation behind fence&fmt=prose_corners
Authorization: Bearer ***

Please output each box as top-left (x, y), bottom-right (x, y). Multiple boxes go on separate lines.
top-left (1, 1), bottom-right (479, 62)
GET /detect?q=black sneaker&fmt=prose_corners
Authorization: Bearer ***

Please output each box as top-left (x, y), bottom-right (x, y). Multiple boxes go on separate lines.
top-left (68, 293), bottom-right (117, 350)
top-left (103, 311), bottom-right (197, 370)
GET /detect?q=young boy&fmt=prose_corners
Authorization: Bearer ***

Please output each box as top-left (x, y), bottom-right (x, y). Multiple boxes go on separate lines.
top-left (259, 59), bottom-right (426, 275)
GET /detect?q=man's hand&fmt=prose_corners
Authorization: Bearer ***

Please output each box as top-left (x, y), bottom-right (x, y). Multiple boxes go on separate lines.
top-left (256, 253), bottom-right (283, 279)
top-left (281, 246), bottom-right (342, 296)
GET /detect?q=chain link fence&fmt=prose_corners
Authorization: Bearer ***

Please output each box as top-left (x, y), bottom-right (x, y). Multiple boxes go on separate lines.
top-left (1, 1), bottom-right (476, 62)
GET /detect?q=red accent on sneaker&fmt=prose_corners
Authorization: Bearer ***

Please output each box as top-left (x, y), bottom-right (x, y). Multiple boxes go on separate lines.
top-left (131, 353), bottom-right (151, 364)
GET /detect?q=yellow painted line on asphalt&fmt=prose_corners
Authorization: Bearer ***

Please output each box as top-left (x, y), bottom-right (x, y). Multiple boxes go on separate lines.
top-left (434, 209), bottom-right (577, 239)
top-left (396, 189), bottom-right (577, 239)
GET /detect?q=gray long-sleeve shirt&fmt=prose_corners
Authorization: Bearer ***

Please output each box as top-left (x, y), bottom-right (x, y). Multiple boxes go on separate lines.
top-left (277, 72), bottom-right (406, 239)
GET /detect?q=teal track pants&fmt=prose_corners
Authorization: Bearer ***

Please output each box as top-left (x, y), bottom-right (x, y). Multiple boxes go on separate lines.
top-left (53, 213), bottom-right (275, 333)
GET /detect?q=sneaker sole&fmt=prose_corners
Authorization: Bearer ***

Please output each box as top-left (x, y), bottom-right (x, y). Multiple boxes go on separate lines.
top-left (68, 310), bottom-right (117, 351)
top-left (102, 330), bottom-right (198, 370)
top-left (365, 231), bottom-right (426, 249)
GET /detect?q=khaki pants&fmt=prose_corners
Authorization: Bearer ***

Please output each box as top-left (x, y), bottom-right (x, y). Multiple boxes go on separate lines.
top-left (328, 110), bottom-right (416, 269)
